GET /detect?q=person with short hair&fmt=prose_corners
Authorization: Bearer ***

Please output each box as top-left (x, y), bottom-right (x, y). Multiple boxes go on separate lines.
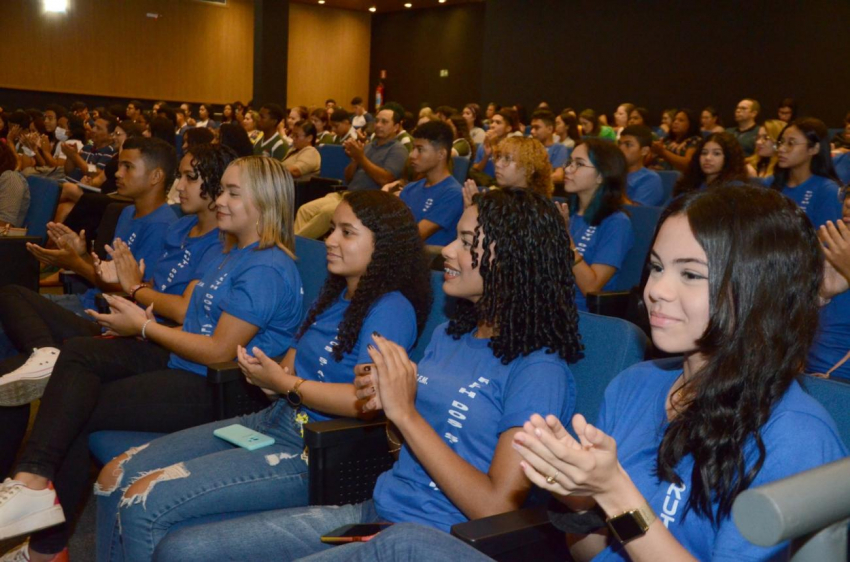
top-left (726, 98), bottom-right (760, 156)
top-left (396, 120), bottom-right (463, 246)
top-left (530, 110), bottom-right (569, 183)
top-left (62, 116), bottom-right (117, 181)
top-left (370, 102), bottom-right (414, 153)
top-left (126, 101), bottom-right (143, 121)
top-left (282, 120), bottom-right (321, 180)
top-left (777, 97), bottom-right (797, 123)
top-left (619, 125), bottom-right (665, 206)
top-left (253, 103), bottom-right (289, 160)
top-left (294, 107), bottom-right (408, 239)
top-left (350, 96), bottom-right (374, 133)
top-left (327, 108), bottom-right (357, 145)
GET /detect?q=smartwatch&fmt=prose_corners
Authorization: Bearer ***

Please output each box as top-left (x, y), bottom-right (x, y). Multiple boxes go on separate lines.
top-left (606, 502), bottom-right (656, 544)
top-left (285, 377), bottom-right (308, 407)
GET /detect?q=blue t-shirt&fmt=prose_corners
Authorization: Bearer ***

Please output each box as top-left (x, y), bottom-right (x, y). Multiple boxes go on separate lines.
top-left (373, 323), bottom-right (577, 532)
top-left (593, 359), bottom-right (847, 562)
top-left (399, 176), bottom-right (464, 246)
top-left (168, 243), bottom-right (304, 375)
top-left (779, 174), bottom-right (842, 228)
top-left (569, 211), bottom-right (635, 311)
top-left (807, 290), bottom-right (850, 380)
top-left (294, 290), bottom-right (417, 422)
top-left (473, 144), bottom-right (495, 180)
top-left (546, 143), bottom-right (569, 170)
top-left (80, 203), bottom-right (178, 310)
top-left (627, 168), bottom-right (665, 207)
top-left (149, 215), bottom-right (222, 295)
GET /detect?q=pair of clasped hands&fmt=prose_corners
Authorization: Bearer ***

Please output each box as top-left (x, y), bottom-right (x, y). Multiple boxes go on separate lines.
top-left (235, 332), bottom-right (419, 421)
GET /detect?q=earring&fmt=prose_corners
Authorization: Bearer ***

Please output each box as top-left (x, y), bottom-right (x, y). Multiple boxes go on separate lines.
top-left (256, 220), bottom-right (261, 235)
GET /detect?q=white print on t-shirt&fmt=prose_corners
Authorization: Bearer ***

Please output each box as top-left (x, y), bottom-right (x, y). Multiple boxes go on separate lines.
top-left (659, 481), bottom-right (687, 528)
top-left (575, 225), bottom-right (597, 257)
top-left (416, 374), bottom-right (429, 385)
top-left (201, 271), bottom-right (230, 325)
top-left (799, 190), bottom-right (813, 213)
top-left (422, 198), bottom-right (434, 213)
top-left (162, 248), bottom-right (193, 290)
top-left (315, 336), bottom-right (339, 380)
top-left (442, 376), bottom-right (491, 445)
top-left (126, 232), bottom-right (138, 248)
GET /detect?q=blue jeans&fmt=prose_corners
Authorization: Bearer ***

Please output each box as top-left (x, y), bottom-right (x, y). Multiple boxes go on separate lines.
top-left (152, 500), bottom-right (381, 562)
top-left (42, 293), bottom-right (89, 317)
top-left (96, 399), bottom-right (311, 562)
top-left (297, 522), bottom-right (494, 562)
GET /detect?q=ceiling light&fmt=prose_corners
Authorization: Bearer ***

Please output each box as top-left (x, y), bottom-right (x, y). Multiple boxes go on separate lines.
top-left (369, 6), bottom-right (376, 11)
top-left (404, 2), bottom-right (412, 7)
top-left (318, 0), bottom-right (325, 3)
top-left (439, 0), bottom-right (446, 3)
top-left (43, 0), bottom-right (68, 13)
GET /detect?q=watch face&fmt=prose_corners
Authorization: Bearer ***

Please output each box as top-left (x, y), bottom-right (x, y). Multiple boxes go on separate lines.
top-left (609, 512), bottom-right (646, 543)
top-left (286, 391), bottom-right (302, 407)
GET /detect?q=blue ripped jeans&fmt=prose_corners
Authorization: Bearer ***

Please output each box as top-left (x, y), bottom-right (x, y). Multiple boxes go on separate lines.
top-left (95, 399), bottom-right (310, 562)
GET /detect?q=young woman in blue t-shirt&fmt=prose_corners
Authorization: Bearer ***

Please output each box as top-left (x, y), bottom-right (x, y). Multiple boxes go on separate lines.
top-left (512, 186), bottom-right (847, 561)
top-left (563, 138), bottom-right (635, 311)
top-left (0, 156), bottom-right (304, 562)
top-left (770, 117), bottom-right (843, 229)
top-left (673, 132), bottom-right (749, 196)
top-left (95, 190), bottom-right (432, 562)
top-left (145, 188), bottom-right (583, 562)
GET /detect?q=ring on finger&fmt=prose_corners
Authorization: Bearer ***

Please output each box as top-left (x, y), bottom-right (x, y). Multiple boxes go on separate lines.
top-left (546, 471), bottom-right (560, 484)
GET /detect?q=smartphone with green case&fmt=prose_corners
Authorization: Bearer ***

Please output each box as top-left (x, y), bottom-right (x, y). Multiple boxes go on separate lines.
top-left (213, 424), bottom-right (275, 451)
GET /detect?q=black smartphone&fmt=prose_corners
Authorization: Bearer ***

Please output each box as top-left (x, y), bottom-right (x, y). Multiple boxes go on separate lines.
top-left (320, 523), bottom-right (393, 544)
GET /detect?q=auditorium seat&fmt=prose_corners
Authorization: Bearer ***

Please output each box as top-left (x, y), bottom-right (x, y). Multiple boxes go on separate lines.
top-left (833, 152), bottom-right (850, 186)
top-left (23, 176), bottom-right (61, 244)
top-left (451, 155), bottom-right (471, 185)
top-left (657, 170), bottom-right (680, 205)
top-left (316, 144), bottom-right (351, 182)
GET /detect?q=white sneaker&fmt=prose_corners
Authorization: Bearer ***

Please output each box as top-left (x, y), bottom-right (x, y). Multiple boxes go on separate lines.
top-left (0, 479), bottom-right (65, 541)
top-left (0, 348), bottom-right (60, 407)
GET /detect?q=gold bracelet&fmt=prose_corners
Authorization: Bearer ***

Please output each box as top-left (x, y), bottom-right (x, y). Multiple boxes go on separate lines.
top-left (385, 424), bottom-right (403, 453)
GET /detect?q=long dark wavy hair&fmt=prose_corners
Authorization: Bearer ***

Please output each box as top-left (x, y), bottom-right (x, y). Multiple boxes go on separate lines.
top-left (654, 185), bottom-right (823, 524)
top-left (770, 117), bottom-right (841, 191)
top-left (674, 132), bottom-right (748, 196)
top-left (186, 144), bottom-right (238, 210)
top-left (567, 138), bottom-right (628, 227)
top-left (296, 191), bottom-right (432, 361)
top-left (446, 188), bottom-right (583, 365)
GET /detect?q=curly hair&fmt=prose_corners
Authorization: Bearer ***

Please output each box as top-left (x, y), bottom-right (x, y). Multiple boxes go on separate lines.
top-left (446, 188), bottom-right (583, 365)
top-left (494, 137), bottom-right (553, 197)
top-left (186, 144), bottom-right (238, 210)
top-left (296, 190), bottom-right (432, 361)
top-left (655, 185), bottom-right (823, 524)
top-left (674, 132), bottom-right (748, 196)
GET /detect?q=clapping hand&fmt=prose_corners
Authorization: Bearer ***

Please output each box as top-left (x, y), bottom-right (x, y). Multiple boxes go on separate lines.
top-left (365, 334), bottom-right (418, 423)
top-left (86, 294), bottom-right (153, 337)
top-left (105, 239), bottom-right (145, 292)
top-left (354, 363), bottom-right (381, 412)
top-left (512, 414), bottom-right (622, 499)
top-left (237, 345), bottom-right (293, 393)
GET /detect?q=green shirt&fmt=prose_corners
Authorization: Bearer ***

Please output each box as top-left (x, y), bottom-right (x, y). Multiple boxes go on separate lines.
top-left (253, 132), bottom-right (288, 160)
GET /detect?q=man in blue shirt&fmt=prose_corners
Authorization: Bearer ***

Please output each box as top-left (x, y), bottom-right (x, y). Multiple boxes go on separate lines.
top-left (530, 110), bottom-right (569, 184)
top-left (619, 125), bottom-right (665, 207)
top-left (397, 121), bottom-right (463, 246)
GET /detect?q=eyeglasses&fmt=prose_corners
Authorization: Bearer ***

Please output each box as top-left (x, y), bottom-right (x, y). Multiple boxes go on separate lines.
top-left (564, 159), bottom-right (594, 170)
top-left (756, 135), bottom-right (776, 148)
top-left (776, 138), bottom-right (811, 150)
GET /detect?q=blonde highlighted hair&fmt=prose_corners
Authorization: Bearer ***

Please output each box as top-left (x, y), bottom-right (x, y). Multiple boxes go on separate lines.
top-left (745, 119), bottom-right (785, 178)
top-left (228, 156), bottom-right (296, 258)
top-left (493, 137), bottom-right (554, 198)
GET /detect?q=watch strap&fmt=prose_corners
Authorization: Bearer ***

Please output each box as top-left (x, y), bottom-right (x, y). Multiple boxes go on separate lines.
top-left (606, 502), bottom-right (656, 544)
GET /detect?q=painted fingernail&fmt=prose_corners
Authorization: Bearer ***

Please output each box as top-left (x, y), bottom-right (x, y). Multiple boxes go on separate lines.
top-left (367, 344), bottom-right (375, 351)
top-left (372, 331), bottom-right (382, 338)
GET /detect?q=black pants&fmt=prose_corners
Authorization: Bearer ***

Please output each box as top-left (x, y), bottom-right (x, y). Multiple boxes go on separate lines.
top-left (15, 336), bottom-right (216, 554)
top-left (0, 285), bottom-right (102, 482)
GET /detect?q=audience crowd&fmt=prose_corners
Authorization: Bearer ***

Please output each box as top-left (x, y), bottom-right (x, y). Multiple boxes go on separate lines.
top-left (0, 91), bottom-right (848, 562)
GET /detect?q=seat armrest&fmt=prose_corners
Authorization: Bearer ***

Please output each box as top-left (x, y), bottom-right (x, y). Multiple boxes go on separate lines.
top-left (0, 236), bottom-right (40, 292)
top-left (450, 506), bottom-right (569, 559)
top-left (586, 290), bottom-right (631, 318)
top-left (304, 417), bottom-right (388, 449)
top-left (206, 361), bottom-right (243, 384)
